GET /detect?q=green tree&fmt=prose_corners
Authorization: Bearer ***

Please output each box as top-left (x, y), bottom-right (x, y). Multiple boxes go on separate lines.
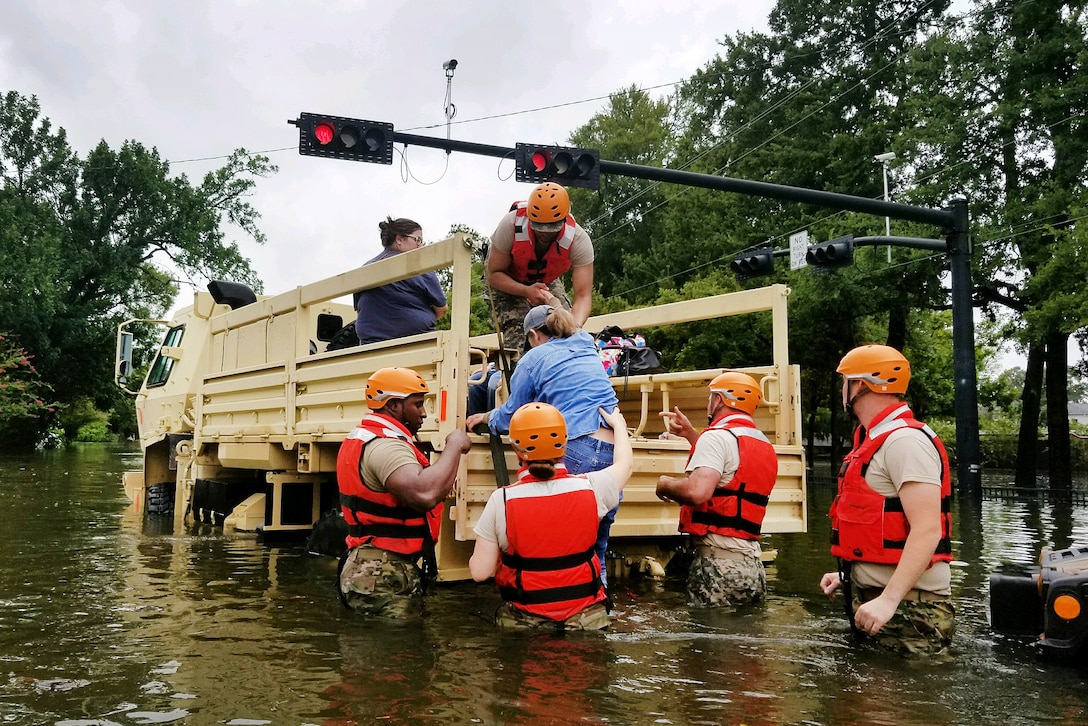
top-left (908, 1), bottom-right (1088, 488)
top-left (0, 333), bottom-right (56, 447)
top-left (0, 91), bottom-right (276, 448)
top-left (567, 86), bottom-right (676, 304)
top-left (440, 223), bottom-right (493, 337)
top-left (659, 1), bottom-right (957, 466)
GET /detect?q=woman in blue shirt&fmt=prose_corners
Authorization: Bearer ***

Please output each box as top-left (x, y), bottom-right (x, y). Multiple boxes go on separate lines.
top-left (354, 217), bottom-right (448, 345)
top-left (466, 304), bottom-right (622, 584)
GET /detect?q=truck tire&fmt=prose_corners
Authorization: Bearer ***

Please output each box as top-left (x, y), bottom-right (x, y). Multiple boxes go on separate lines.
top-left (146, 482), bottom-right (176, 517)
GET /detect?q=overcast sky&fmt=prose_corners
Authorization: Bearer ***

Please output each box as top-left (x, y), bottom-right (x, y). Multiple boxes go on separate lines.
top-left (1, 0), bottom-right (776, 305)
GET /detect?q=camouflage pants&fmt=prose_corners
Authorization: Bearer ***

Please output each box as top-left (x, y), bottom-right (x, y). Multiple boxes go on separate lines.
top-left (687, 552), bottom-right (767, 607)
top-left (488, 283), bottom-right (572, 354)
top-left (494, 602), bottom-right (610, 631)
top-left (853, 588), bottom-right (956, 655)
top-left (339, 546), bottom-right (423, 619)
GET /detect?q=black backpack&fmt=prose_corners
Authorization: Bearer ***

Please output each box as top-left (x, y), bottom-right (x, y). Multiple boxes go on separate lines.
top-left (325, 323), bottom-right (360, 351)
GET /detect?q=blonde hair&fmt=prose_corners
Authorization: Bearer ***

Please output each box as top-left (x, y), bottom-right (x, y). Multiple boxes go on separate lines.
top-left (537, 306), bottom-right (578, 339)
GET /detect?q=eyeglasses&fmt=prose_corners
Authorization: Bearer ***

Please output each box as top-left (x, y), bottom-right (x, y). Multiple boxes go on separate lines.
top-left (402, 233), bottom-right (424, 246)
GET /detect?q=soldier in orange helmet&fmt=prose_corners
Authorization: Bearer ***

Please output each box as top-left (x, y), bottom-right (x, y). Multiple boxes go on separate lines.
top-left (469, 403), bottom-right (631, 630)
top-left (485, 182), bottom-right (594, 350)
top-left (819, 345), bottom-right (955, 654)
top-left (656, 371), bottom-right (778, 606)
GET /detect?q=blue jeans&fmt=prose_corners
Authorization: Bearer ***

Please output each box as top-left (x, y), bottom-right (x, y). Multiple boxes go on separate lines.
top-left (565, 435), bottom-right (621, 587)
top-left (467, 368), bottom-right (501, 416)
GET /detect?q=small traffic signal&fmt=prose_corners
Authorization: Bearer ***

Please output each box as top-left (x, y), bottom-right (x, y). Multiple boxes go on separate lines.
top-left (290, 112), bottom-right (394, 164)
top-left (806, 234), bottom-right (855, 269)
top-left (515, 143), bottom-right (601, 189)
top-left (731, 248), bottom-right (776, 279)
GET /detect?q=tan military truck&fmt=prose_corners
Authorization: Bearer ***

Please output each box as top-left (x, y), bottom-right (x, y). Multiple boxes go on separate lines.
top-left (116, 233), bottom-right (806, 581)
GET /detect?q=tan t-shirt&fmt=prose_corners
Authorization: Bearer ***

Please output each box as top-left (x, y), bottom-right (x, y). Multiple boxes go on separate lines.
top-left (473, 471), bottom-right (619, 551)
top-left (359, 438), bottom-right (425, 493)
top-left (850, 427), bottom-right (951, 594)
top-left (684, 429), bottom-right (763, 558)
top-left (488, 210), bottom-right (595, 270)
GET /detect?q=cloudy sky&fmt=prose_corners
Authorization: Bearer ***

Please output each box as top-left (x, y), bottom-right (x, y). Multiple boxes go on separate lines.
top-left (1, 0), bottom-right (776, 304)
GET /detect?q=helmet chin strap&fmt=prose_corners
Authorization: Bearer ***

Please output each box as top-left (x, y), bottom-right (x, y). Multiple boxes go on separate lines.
top-left (707, 396), bottom-right (725, 425)
top-left (843, 381), bottom-right (870, 418)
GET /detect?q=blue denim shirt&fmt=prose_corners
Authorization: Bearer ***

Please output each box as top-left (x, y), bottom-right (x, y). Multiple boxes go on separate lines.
top-left (488, 330), bottom-right (619, 439)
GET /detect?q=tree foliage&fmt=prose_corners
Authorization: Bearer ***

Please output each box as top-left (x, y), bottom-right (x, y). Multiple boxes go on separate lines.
top-left (565, 1), bottom-right (1086, 480)
top-left (0, 333), bottom-right (55, 447)
top-left (0, 91), bottom-right (276, 447)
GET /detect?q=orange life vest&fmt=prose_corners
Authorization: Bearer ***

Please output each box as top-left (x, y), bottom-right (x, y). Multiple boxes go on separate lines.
top-left (508, 202), bottom-right (578, 285)
top-left (830, 403), bottom-right (953, 565)
top-left (336, 413), bottom-right (440, 555)
top-left (495, 464), bottom-right (607, 621)
top-left (679, 412), bottom-right (778, 540)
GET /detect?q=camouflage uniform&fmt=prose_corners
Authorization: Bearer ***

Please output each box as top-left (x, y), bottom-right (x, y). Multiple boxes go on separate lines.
top-left (686, 548), bottom-right (766, 607)
top-left (494, 602), bottom-right (610, 631)
top-left (489, 284), bottom-right (572, 354)
top-left (339, 545), bottom-right (423, 619)
top-left (854, 586), bottom-right (956, 655)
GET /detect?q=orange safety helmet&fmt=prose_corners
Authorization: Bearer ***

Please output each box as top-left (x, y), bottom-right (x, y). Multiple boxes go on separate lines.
top-left (509, 402), bottom-right (567, 462)
top-left (709, 371), bottom-right (762, 415)
top-left (526, 182), bottom-right (570, 226)
top-left (836, 345), bottom-right (910, 394)
top-left (365, 367), bottom-right (429, 409)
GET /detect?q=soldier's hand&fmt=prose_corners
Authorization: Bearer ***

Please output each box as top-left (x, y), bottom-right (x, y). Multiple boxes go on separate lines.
top-left (655, 476), bottom-right (673, 502)
top-left (819, 571), bottom-right (841, 597)
top-left (525, 283), bottom-right (553, 306)
top-left (854, 596), bottom-right (897, 635)
top-left (446, 429), bottom-right (472, 454)
top-left (660, 407), bottom-right (697, 443)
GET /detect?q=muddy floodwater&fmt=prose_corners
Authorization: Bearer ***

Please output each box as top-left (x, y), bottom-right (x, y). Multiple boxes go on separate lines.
top-left (1, 443), bottom-right (1087, 724)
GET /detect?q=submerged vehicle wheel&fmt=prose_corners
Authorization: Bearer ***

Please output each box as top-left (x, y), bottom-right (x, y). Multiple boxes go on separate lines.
top-left (145, 482), bottom-right (176, 517)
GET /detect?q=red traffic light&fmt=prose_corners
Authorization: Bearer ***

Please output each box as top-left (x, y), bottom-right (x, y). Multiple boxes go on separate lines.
top-left (531, 149), bottom-right (552, 173)
top-left (292, 113), bottom-right (394, 165)
top-left (314, 122), bottom-right (335, 146)
top-left (514, 143), bottom-right (601, 190)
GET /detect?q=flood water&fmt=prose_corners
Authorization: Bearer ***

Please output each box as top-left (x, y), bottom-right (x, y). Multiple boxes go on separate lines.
top-left (2, 444), bottom-right (1087, 725)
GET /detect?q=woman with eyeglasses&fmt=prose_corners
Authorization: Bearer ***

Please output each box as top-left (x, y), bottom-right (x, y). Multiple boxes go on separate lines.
top-left (354, 216), bottom-right (448, 345)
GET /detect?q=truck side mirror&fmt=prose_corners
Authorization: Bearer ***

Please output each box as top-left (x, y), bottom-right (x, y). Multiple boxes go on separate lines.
top-left (116, 331), bottom-right (134, 385)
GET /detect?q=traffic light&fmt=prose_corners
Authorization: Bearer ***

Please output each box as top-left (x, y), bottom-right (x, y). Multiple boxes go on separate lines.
top-left (806, 234), bottom-right (855, 269)
top-left (731, 248), bottom-right (776, 279)
top-left (515, 143), bottom-right (601, 190)
top-left (290, 113), bottom-right (394, 164)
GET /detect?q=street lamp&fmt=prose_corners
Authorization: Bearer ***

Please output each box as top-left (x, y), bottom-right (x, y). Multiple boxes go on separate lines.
top-left (875, 152), bottom-right (896, 261)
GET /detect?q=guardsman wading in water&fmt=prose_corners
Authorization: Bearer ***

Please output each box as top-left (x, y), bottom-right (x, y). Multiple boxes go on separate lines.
top-left (819, 345), bottom-right (955, 655)
top-left (336, 367), bottom-right (471, 618)
top-left (656, 372), bottom-right (778, 606)
top-left (469, 403), bottom-right (632, 631)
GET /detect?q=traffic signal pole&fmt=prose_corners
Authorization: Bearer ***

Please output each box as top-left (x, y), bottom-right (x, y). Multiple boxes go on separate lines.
top-left (336, 125), bottom-right (982, 495)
